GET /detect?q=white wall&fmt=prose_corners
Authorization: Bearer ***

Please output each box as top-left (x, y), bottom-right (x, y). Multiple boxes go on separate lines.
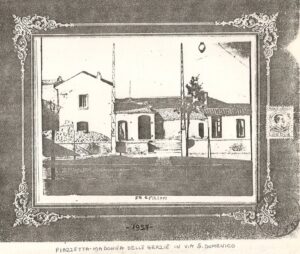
top-left (207, 115), bottom-right (251, 140)
top-left (188, 120), bottom-right (208, 138)
top-left (163, 120), bottom-right (180, 139)
top-left (188, 115), bottom-right (252, 160)
top-left (188, 139), bottom-right (251, 160)
top-left (116, 113), bottom-right (155, 141)
top-left (157, 115), bottom-right (251, 140)
top-left (57, 73), bottom-right (112, 138)
top-left (163, 116), bottom-right (251, 160)
top-left (163, 119), bottom-right (208, 139)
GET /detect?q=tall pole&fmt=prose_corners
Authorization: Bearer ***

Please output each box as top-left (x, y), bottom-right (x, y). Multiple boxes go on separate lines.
top-left (111, 43), bottom-right (116, 154)
top-left (180, 43), bottom-right (187, 157)
top-left (129, 80), bottom-right (132, 99)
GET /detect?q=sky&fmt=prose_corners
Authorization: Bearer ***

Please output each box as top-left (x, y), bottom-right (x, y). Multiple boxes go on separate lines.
top-left (42, 35), bottom-right (255, 103)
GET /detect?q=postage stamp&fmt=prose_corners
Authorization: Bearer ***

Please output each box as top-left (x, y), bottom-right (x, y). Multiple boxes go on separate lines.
top-left (266, 106), bottom-right (294, 139)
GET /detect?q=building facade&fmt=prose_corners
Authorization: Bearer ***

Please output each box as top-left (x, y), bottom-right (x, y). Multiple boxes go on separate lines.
top-left (54, 71), bottom-right (113, 138)
top-left (42, 72), bottom-right (252, 160)
top-left (114, 97), bottom-right (252, 160)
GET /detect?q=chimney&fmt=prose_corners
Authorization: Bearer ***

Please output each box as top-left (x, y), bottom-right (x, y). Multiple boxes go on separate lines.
top-left (57, 76), bottom-right (63, 83)
top-left (96, 71), bottom-right (102, 80)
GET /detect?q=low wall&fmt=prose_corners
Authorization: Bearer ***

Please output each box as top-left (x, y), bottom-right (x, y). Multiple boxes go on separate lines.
top-left (116, 141), bottom-right (149, 155)
top-left (46, 141), bottom-right (111, 158)
top-left (188, 138), bottom-right (251, 160)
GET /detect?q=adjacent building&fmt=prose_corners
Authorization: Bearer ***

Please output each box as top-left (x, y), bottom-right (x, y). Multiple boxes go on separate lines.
top-left (115, 96), bottom-right (251, 160)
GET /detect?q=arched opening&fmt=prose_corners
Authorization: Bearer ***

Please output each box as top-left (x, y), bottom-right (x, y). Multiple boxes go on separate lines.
top-left (118, 121), bottom-right (128, 141)
top-left (138, 115), bottom-right (151, 139)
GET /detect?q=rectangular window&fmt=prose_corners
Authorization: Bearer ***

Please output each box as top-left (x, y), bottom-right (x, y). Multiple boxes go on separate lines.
top-left (79, 94), bottom-right (88, 109)
top-left (77, 121), bottom-right (89, 133)
top-left (198, 122), bottom-right (204, 138)
top-left (236, 119), bottom-right (245, 138)
top-left (212, 116), bottom-right (222, 138)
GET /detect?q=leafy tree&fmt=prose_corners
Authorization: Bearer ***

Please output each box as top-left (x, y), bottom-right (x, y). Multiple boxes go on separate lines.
top-left (183, 75), bottom-right (207, 156)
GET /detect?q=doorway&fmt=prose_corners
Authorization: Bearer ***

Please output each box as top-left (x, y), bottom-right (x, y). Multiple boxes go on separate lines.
top-left (138, 115), bottom-right (151, 139)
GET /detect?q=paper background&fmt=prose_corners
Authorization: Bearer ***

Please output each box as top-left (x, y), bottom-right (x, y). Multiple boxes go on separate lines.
top-left (0, 0), bottom-right (299, 252)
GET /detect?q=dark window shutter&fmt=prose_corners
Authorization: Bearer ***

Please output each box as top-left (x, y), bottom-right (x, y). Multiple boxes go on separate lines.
top-left (236, 119), bottom-right (245, 138)
top-left (198, 123), bottom-right (204, 138)
top-left (77, 121), bottom-right (89, 133)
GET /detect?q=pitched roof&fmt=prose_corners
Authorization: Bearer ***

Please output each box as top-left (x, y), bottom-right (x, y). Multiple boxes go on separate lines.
top-left (114, 99), bottom-right (150, 112)
top-left (117, 107), bottom-right (153, 114)
top-left (155, 108), bottom-right (180, 120)
top-left (203, 107), bottom-right (251, 116)
top-left (42, 79), bottom-right (63, 87)
top-left (42, 79), bottom-right (58, 86)
top-left (154, 108), bottom-right (207, 121)
top-left (115, 96), bottom-right (251, 118)
top-left (54, 71), bottom-right (113, 88)
top-left (116, 97), bottom-right (182, 110)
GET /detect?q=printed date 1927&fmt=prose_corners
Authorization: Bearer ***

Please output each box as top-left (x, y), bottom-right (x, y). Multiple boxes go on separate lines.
top-left (126, 224), bottom-right (153, 231)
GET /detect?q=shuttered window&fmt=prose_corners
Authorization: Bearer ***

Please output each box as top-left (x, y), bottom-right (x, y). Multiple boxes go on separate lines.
top-left (79, 94), bottom-right (88, 109)
top-left (236, 119), bottom-right (245, 138)
top-left (118, 121), bottom-right (128, 141)
top-left (212, 116), bottom-right (222, 138)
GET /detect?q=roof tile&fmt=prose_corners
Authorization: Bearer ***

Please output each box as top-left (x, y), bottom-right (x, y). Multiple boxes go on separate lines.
top-left (115, 97), bottom-right (251, 117)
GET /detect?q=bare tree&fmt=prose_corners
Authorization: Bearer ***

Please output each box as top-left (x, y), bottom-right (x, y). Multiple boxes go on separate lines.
top-left (42, 99), bottom-right (60, 179)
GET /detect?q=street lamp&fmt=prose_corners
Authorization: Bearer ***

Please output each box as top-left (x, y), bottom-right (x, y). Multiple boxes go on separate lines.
top-left (198, 42), bottom-right (206, 53)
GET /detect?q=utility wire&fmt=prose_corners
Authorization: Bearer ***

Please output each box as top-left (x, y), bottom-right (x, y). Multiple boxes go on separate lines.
top-left (218, 43), bottom-right (248, 68)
